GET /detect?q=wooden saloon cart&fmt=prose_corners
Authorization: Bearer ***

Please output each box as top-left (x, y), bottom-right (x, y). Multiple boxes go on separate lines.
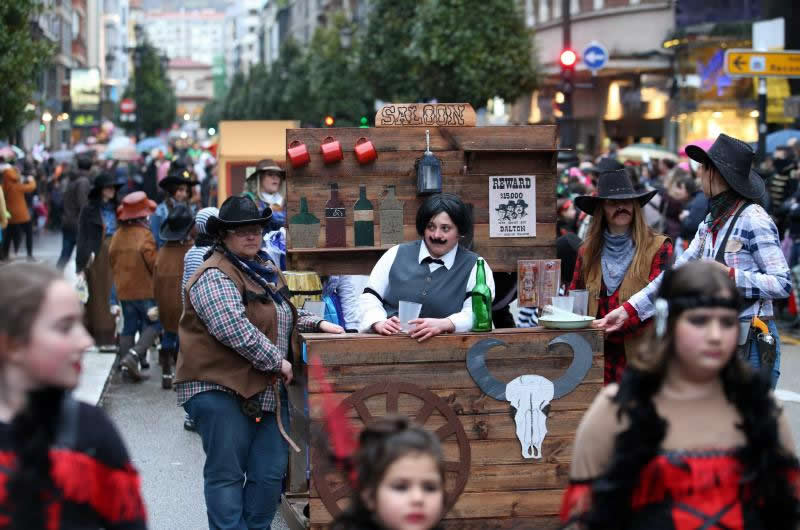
top-left (280, 104), bottom-right (603, 529)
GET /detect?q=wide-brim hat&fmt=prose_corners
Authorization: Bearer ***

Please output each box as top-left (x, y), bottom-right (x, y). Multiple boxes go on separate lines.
top-left (117, 190), bottom-right (156, 221)
top-left (159, 167), bottom-right (197, 190)
top-left (248, 158), bottom-right (285, 179)
top-left (685, 133), bottom-right (764, 200)
top-left (89, 172), bottom-right (122, 199)
top-left (159, 203), bottom-right (195, 241)
top-left (515, 199), bottom-right (530, 209)
top-left (206, 195), bottom-right (273, 237)
top-left (574, 169), bottom-right (657, 215)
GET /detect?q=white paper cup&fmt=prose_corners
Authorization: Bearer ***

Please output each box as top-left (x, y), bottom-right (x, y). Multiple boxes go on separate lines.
top-left (551, 296), bottom-right (574, 313)
top-left (569, 289), bottom-right (589, 316)
top-left (398, 300), bottom-right (423, 332)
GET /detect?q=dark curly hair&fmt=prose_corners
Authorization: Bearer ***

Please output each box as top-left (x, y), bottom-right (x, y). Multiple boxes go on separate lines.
top-left (582, 261), bottom-right (799, 529)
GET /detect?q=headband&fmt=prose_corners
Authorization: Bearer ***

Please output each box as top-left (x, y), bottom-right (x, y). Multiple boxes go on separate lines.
top-left (654, 295), bottom-right (740, 337)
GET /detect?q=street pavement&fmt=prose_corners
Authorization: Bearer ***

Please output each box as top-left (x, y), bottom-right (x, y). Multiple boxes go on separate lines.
top-left (24, 229), bottom-right (800, 526)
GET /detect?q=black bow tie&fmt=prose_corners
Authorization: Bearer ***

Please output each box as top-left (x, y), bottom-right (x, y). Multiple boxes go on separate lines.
top-left (422, 257), bottom-right (444, 265)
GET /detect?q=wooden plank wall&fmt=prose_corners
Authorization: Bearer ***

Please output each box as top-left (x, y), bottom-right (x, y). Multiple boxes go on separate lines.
top-left (302, 328), bottom-right (604, 528)
top-left (285, 126), bottom-right (558, 275)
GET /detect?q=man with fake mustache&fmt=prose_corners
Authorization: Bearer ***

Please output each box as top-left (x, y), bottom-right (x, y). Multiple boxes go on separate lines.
top-left (359, 193), bottom-right (495, 342)
top-left (570, 169), bottom-right (673, 384)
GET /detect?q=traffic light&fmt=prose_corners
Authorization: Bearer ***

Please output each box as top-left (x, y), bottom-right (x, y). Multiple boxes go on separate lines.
top-left (359, 116), bottom-right (369, 128)
top-left (324, 115), bottom-right (335, 127)
top-left (559, 48), bottom-right (577, 96)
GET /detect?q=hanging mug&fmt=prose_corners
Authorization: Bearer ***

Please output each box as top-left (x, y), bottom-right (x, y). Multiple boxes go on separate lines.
top-left (287, 140), bottom-right (310, 168)
top-left (354, 137), bottom-right (377, 164)
top-left (320, 136), bottom-right (344, 164)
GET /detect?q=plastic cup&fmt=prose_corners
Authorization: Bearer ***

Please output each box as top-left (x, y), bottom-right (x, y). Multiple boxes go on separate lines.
top-left (398, 300), bottom-right (423, 332)
top-left (569, 289), bottom-right (589, 316)
top-left (551, 296), bottom-right (574, 313)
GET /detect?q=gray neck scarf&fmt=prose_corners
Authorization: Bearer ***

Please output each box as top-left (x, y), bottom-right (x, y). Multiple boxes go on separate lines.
top-left (602, 229), bottom-right (634, 296)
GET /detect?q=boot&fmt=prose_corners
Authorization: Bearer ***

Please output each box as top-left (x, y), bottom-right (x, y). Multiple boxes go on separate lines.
top-left (132, 326), bottom-right (159, 371)
top-left (159, 348), bottom-right (175, 390)
top-left (117, 335), bottom-right (135, 374)
top-left (119, 349), bottom-right (142, 382)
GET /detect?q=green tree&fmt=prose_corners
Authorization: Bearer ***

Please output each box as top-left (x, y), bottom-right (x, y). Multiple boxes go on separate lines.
top-left (223, 71), bottom-right (248, 120)
top-left (0, 0), bottom-right (53, 139)
top-left (266, 38), bottom-right (316, 124)
top-left (122, 40), bottom-right (177, 136)
top-left (408, 0), bottom-right (538, 108)
top-left (200, 99), bottom-right (222, 130)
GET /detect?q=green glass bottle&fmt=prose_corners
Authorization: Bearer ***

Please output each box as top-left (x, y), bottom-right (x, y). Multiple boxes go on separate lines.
top-left (471, 258), bottom-right (492, 332)
top-left (353, 185), bottom-right (374, 247)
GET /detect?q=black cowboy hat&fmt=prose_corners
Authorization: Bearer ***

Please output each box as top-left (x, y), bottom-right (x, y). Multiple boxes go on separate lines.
top-left (159, 203), bottom-right (195, 242)
top-left (159, 166), bottom-right (197, 191)
top-left (574, 169), bottom-right (657, 215)
top-left (88, 172), bottom-right (122, 199)
top-left (206, 195), bottom-right (273, 237)
top-left (685, 133), bottom-right (765, 200)
top-left (515, 199), bottom-right (530, 209)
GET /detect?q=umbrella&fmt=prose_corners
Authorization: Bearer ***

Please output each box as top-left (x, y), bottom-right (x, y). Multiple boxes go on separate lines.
top-left (106, 135), bottom-right (133, 152)
top-left (136, 137), bottom-right (167, 153)
top-left (767, 129), bottom-right (800, 153)
top-left (679, 139), bottom-right (714, 156)
top-left (0, 145), bottom-right (24, 160)
top-left (108, 145), bottom-right (139, 161)
top-left (74, 143), bottom-right (90, 154)
top-left (618, 143), bottom-right (678, 163)
top-left (51, 149), bottom-right (75, 163)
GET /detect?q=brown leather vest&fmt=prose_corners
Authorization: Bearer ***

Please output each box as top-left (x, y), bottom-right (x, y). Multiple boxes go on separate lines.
top-left (585, 234), bottom-right (669, 358)
top-left (154, 241), bottom-right (192, 333)
top-left (176, 251), bottom-right (301, 399)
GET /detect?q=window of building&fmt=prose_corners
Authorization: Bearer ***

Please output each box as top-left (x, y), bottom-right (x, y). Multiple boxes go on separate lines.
top-left (593, 0), bottom-right (604, 9)
top-left (525, 0), bottom-right (535, 27)
top-left (538, 0), bottom-right (549, 23)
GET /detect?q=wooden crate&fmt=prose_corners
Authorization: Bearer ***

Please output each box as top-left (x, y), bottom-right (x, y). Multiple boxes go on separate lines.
top-left (285, 125), bottom-right (558, 275)
top-left (297, 328), bottom-right (603, 528)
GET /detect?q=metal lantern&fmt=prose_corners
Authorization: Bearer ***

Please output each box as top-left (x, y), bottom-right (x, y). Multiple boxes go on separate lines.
top-left (416, 129), bottom-right (442, 195)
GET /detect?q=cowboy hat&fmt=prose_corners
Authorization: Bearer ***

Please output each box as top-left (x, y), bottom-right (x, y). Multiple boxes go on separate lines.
top-left (574, 169), bottom-right (657, 215)
top-left (159, 166), bottom-right (197, 191)
top-left (685, 133), bottom-right (765, 200)
top-left (206, 195), bottom-right (272, 237)
top-left (88, 172), bottom-right (122, 199)
top-left (159, 203), bottom-right (195, 242)
top-left (117, 191), bottom-right (156, 221)
top-left (248, 158), bottom-right (285, 179)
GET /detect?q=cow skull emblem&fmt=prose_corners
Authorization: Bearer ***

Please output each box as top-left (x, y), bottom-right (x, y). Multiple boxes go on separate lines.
top-left (466, 334), bottom-right (592, 459)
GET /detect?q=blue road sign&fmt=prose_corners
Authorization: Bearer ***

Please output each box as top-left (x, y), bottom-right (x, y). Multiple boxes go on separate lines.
top-left (583, 42), bottom-right (608, 71)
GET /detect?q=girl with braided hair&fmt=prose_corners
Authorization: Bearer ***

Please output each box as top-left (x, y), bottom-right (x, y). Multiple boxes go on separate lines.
top-left (561, 260), bottom-right (799, 529)
top-left (0, 263), bottom-right (146, 529)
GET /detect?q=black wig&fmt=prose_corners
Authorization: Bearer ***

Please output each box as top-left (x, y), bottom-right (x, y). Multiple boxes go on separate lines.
top-left (415, 193), bottom-right (472, 238)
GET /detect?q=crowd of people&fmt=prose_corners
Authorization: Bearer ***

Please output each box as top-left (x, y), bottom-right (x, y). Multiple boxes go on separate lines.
top-left (0, 130), bottom-right (798, 529)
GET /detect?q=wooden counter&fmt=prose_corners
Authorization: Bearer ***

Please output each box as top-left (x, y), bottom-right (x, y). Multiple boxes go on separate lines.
top-left (287, 327), bottom-right (604, 529)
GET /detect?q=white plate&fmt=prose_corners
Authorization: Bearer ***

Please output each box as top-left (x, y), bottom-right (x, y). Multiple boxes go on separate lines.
top-left (538, 316), bottom-right (594, 330)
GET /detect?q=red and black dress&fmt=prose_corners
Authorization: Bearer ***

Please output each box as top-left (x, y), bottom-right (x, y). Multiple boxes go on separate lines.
top-left (0, 400), bottom-right (147, 529)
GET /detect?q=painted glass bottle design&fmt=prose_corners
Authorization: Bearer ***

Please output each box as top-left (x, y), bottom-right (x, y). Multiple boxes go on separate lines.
top-left (325, 183), bottom-right (346, 247)
top-left (353, 185), bottom-right (374, 247)
top-left (379, 185), bottom-right (404, 246)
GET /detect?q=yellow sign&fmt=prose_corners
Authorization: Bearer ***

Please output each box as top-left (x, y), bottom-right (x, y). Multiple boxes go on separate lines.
top-left (725, 49), bottom-right (800, 78)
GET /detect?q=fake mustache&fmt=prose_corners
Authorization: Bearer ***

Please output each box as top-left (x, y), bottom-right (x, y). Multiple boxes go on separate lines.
top-left (613, 208), bottom-right (632, 218)
top-left (429, 237), bottom-right (448, 245)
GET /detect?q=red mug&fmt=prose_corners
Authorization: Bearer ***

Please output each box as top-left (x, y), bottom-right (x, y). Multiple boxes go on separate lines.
top-left (354, 137), bottom-right (377, 164)
top-left (287, 140), bottom-right (310, 168)
top-left (320, 136), bottom-right (343, 164)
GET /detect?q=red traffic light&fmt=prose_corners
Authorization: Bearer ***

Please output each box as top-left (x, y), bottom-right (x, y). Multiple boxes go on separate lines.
top-left (324, 116), bottom-right (335, 127)
top-left (560, 49), bottom-right (578, 68)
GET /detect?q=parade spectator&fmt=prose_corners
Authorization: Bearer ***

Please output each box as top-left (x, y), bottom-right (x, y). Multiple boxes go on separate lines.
top-left (151, 163), bottom-right (196, 248)
top-left (109, 191), bottom-right (160, 382)
top-left (561, 262), bottom-right (799, 530)
top-left (0, 176), bottom-right (7, 242)
top-left (557, 198), bottom-right (578, 236)
top-left (597, 134), bottom-right (791, 388)
top-left (330, 417), bottom-right (446, 530)
top-left (242, 159), bottom-right (286, 226)
top-left (176, 196), bottom-right (343, 528)
top-left (660, 172), bottom-right (694, 241)
top-left (181, 206), bottom-right (219, 306)
top-left (1, 154), bottom-right (36, 261)
top-left (0, 263), bottom-right (147, 529)
top-left (571, 169), bottom-right (672, 384)
top-left (359, 193), bottom-right (496, 341)
top-left (57, 158), bottom-right (92, 269)
top-left (76, 173), bottom-right (121, 347)
top-left (153, 204), bottom-right (194, 389)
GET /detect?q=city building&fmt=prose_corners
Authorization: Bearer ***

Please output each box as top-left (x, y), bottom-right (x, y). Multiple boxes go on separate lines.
top-left (223, 0), bottom-right (261, 81)
top-left (142, 9), bottom-right (225, 66)
top-left (167, 58), bottom-right (214, 121)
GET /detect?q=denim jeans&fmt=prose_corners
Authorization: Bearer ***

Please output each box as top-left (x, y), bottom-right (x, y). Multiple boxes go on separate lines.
top-left (120, 299), bottom-right (159, 337)
top-left (162, 330), bottom-right (179, 350)
top-left (184, 389), bottom-right (289, 530)
top-left (746, 319), bottom-right (781, 389)
top-left (56, 226), bottom-right (77, 270)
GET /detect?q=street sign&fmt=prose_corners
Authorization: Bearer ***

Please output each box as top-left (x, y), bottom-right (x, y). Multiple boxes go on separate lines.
top-left (582, 41), bottom-right (608, 72)
top-left (724, 49), bottom-right (800, 78)
top-left (120, 98), bottom-right (136, 113)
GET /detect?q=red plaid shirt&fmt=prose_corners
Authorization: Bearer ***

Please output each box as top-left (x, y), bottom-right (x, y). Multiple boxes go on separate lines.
top-left (570, 239), bottom-right (673, 342)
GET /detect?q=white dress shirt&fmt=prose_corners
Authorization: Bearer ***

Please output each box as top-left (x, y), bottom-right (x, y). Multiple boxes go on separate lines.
top-left (358, 241), bottom-right (496, 333)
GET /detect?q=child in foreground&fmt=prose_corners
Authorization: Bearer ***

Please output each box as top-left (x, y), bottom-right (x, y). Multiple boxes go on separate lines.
top-left (330, 416), bottom-right (446, 530)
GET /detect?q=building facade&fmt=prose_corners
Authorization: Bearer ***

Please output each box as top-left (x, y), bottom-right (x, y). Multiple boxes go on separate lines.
top-left (167, 58), bottom-right (214, 121)
top-left (142, 9), bottom-right (225, 66)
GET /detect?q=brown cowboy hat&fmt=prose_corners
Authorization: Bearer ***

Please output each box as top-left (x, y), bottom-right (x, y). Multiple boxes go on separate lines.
top-left (117, 191), bottom-right (157, 220)
top-left (574, 169), bottom-right (657, 215)
top-left (248, 158), bottom-right (285, 179)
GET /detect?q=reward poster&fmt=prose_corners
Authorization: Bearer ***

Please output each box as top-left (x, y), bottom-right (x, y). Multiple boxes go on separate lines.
top-left (489, 176), bottom-right (536, 237)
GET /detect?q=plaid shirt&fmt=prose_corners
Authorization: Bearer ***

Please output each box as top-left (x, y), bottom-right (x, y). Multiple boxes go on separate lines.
top-left (627, 203), bottom-right (791, 321)
top-left (175, 268), bottom-right (321, 412)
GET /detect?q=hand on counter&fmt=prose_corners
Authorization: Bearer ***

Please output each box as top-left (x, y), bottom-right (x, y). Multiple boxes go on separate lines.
top-left (593, 306), bottom-right (628, 333)
top-left (372, 317), bottom-right (402, 335)
top-left (408, 317), bottom-right (455, 342)
top-left (319, 321), bottom-right (345, 334)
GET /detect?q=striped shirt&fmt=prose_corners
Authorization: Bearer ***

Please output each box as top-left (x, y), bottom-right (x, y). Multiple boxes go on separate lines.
top-left (627, 203), bottom-right (791, 321)
top-left (181, 245), bottom-right (210, 307)
top-left (175, 267), bottom-right (321, 412)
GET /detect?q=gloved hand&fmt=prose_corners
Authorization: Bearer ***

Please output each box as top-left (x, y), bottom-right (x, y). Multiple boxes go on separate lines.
top-left (147, 306), bottom-right (160, 322)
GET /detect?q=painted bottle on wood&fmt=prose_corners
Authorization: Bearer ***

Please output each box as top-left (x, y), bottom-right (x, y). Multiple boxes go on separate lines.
top-left (379, 185), bottom-right (404, 246)
top-left (288, 196), bottom-right (320, 248)
top-left (325, 183), bottom-right (346, 247)
top-left (471, 258), bottom-right (492, 332)
top-left (353, 185), bottom-right (374, 247)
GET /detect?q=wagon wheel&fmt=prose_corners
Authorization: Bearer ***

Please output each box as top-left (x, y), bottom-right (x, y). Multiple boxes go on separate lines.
top-left (312, 380), bottom-right (471, 518)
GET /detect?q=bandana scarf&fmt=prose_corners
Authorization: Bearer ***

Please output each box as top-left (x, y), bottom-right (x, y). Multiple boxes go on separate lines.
top-left (601, 230), bottom-right (635, 296)
top-left (206, 244), bottom-right (283, 302)
top-left (706, 190), bottom-right (742, 234)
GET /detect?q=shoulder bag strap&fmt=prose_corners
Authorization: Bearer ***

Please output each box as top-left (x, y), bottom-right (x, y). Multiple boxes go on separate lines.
top-left (715, 202), bottom-right (751, 264)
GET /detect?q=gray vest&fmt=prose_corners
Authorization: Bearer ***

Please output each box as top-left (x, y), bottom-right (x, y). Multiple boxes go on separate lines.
top-left (382, 240), bottom-right (478, 319)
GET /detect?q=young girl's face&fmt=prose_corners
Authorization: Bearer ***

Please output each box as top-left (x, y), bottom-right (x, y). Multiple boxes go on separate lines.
top-left (371, 452), bottom-right (444, 530)
top-left (13, 280), bottom-right (94, 390)
top-left (672, 305), bottom-right (738, 380)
